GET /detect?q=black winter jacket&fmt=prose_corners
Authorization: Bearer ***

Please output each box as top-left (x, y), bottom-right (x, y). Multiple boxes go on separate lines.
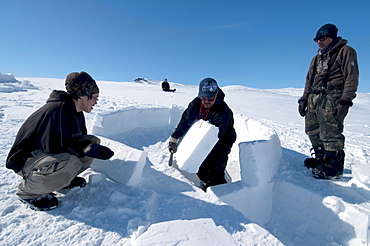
top-left (6, 90), bottom-right (89, 173)
top-left (171, 89), bottom-right (236, 148)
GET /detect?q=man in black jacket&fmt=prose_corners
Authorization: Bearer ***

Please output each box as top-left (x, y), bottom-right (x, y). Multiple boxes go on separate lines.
top-left (6, 71), bottom-right (113, 210)
top-left (161, 78), bottom-right (176, 92)
top-left (168, 78), bottom-right (236, 191)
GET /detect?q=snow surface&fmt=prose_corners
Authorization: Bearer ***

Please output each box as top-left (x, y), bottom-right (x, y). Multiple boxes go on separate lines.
top-left (1, 77), bottom-right (370, 246)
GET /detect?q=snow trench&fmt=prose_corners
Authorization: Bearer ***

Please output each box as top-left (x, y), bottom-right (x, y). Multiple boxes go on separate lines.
top-left (90, 105), bottom-right (280, 226)
top-left (90, 104), bottom-right (370, 245)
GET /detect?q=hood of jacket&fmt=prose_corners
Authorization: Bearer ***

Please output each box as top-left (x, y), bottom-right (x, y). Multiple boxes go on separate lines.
top-left (46, 90), bottom-right (73, 103)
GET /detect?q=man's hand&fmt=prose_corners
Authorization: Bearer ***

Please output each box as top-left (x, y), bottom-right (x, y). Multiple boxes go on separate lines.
top-left (168, 137), bottom-right (178, 153)
top-left (84, 144), bottom-right (114, 160)
top-left (298, 98), bottom-right (307, 117)
top-left (334, 104), bottom-right (349, 122)
top-left (334, 100), bottom-right (353, 122)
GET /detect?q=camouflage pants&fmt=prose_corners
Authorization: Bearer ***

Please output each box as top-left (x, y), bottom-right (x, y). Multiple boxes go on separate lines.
top-left (305, 90), bottom-right (345, 151)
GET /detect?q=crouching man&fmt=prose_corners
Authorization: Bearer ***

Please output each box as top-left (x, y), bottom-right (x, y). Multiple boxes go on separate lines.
top-left (6, 71), bottom-right (114, 211)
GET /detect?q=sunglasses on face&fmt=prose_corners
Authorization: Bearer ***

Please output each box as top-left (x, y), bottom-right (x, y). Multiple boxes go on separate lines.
top-left (200, 97), bottom-right (215, 102)
top-left (314, 35), bottom-right (328, 42)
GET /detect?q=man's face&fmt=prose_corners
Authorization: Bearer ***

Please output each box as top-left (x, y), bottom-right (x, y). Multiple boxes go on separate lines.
top-left (315, 36), bottom-right (333, 50)
top-left (200, 97), bottom-right (215, 109)
top-left (79, 93), bottom-right (99, 113)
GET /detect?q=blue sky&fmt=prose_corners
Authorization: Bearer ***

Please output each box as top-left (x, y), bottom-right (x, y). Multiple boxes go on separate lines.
top-left (1, 0), bottom-right (369, 92)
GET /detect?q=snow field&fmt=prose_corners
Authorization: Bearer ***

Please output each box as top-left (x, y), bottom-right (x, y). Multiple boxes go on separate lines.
top-left (1, 77), bottom-right (370, 245)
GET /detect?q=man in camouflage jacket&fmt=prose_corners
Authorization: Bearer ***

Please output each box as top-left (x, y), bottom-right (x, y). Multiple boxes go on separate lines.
top-left (298, 24), bottom-right (359, 179)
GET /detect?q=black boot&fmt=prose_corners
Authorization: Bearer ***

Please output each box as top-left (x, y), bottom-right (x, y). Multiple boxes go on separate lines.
top-left (62, 177), bottom-right (87, 190)
top-left (304, 146), bottom-right (325, 169)
top-left (20, 194), bottom-right (58, 211)
top-left (312, 150), bottom-right (345, 180)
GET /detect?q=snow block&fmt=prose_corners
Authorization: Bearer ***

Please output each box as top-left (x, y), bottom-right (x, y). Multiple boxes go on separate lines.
top-left (133, 218), bottom-right (237, 245)
top-left (169, 104), bottom-right (183, 128)
top-left (205, 117), bottom-right (281, 226)
top-left (90, 136), bottom-right (147, 187)
top-left (210, 181), bottom-right (274, 226)
top-left (91, 106), bottom-right (172, 137)
top-left (175, 120), bottom-right (219, 173)
top-left (238, 133), bottom-right (281, 186)
top-left (234, 116), bottom-right (278, 143)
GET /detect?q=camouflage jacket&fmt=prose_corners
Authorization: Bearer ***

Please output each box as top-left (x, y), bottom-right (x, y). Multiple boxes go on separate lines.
top-left (300, 37), bottom-right (359, 104)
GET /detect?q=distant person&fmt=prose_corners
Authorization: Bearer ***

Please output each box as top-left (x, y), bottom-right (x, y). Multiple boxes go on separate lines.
top-left (168, 78), bottom-right (236, 191)
top-left (6, 71), bottom-right (114, 211)
top-left (161, 78), bottom-right (176, 92)
top-left (298, 24), bottom-right (359, 179)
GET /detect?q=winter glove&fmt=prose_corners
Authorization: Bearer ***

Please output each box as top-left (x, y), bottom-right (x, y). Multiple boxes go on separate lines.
top-left (334, 104), bottom-right (349, 122)
top-left (334, 100), bottom-right (352, 122)
top-left (84, 144), bottom-right (114, 160)
top-left (168, 136), bottom-right (178, 153)
top-left (298, 98), bottom-right (307, 117)
top-left (76, 135), bottom-right (101, 153)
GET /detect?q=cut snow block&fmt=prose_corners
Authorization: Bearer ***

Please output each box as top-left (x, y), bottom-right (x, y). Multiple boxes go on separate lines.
top-left (238, 134), bottom-right (281, 186)
top-left (176, 120), bottom-right (219, 173)
top-left (90, 136), bottom-right (147, 187)
top-left (91, 106), bottom-right (171, 137)
top-left (169, 104), bottom-right (184, 128)
top-left (134, 218), bottom-right (237, 245)
top-left (210, 181), bottom-right (274, 226)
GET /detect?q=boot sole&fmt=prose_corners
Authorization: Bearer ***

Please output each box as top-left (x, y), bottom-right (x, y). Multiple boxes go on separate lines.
top-left (312, 173), bottom-right (343, 180)
top-left (19, 198), bottom-right (58, 211)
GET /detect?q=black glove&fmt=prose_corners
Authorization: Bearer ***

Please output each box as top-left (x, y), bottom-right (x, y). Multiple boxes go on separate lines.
top-left (75, 135), bottom-right (101, 155)
top-left (85, 144), bottom-right (114, 160)
top-left (168, 137), bottom-right (178, 153)
top-left (334, 104), bottom-right (349, 122)
top-left (334, 100), bottom-right (352, 122)
top-left (298, 98), bottom-right (307, 117)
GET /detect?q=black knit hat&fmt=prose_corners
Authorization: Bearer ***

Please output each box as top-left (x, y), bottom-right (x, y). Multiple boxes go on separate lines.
top-left (65, 71), bottom-right (99, 99)
top-left (314, 24), bottom-right (338, 41)
top-left (198, 78), bottom-right (218, 98)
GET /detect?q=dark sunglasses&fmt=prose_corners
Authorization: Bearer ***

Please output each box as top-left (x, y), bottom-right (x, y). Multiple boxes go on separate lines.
top-left (314, 35), bottom-right (327, 42)
top-left (200, 97), bottom-right (215, 102)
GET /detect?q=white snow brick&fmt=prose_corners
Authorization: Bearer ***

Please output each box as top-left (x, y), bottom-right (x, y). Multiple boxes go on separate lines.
top-left (238, 133), bottom-right (281, 186)
top-left (175, 120), bottom-right (219, 173)
top-left (210, 181), bottom-right (274, 226)
top-left (134, 218), bottom-right (237, 246)
top-left (91, 107), bottom-right (171, 137)
top-left (91, 136), bottom-right (147, 187)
